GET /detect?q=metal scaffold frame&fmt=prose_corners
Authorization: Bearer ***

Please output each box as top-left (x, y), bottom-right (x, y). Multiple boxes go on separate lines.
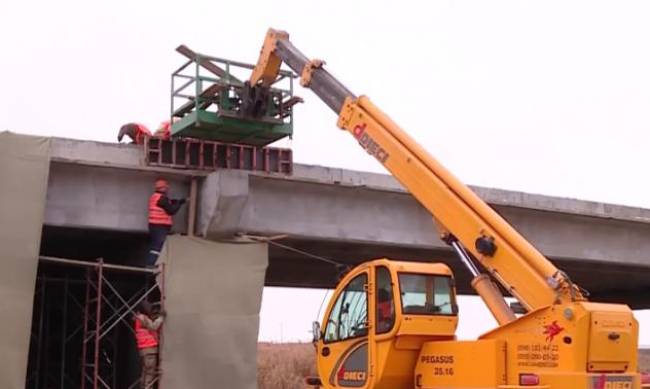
top-left (144, 136), bottom-right (293, 174)
top-left (27, 256), bottom-right (164, 389)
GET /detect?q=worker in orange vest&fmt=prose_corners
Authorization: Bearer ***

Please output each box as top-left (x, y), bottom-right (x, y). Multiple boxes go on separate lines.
top-left (117, 123), bottom-right (152, 145)
top-left (147, 178), bottom-right (186, 266)
top-left (153, 118), bottom-right (179, 140)
top-left (153, 121), bottom-right (171, 140)
top-left (376, 288), bottom-right (394, 333)
top-left (134, 300), bottom-right (165, 389)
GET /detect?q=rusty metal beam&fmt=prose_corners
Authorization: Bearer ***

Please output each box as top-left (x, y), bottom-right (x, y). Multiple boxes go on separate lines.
top-left (176, 45), bottom-right (243, 85)
top-left (173, 83), bottom-right (223, 117)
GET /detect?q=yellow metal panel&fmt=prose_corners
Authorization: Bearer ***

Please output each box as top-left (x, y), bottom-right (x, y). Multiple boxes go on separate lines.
top-left (397, 316), bottom-right (457, 338)
top-left (249, 29), bottom-right (288, 87)
top-left (415, 339), bottom-right (506, 388)
top-left (388, 260), bottom-right (453, 276)
top-left (588, 310), bottom-right (637, 372)
top-left (478, 302), bottom-right (640, 387)
top-left (332, 258), bottom-right (453, 277)
top-left (482, 304), bottom-right (590, 384)
top-left (374, 337), bottom-right (421, 389)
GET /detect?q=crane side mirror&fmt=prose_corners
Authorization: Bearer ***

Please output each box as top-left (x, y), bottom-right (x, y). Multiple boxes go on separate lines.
top-left (312, 321), bottom-right (321, 343)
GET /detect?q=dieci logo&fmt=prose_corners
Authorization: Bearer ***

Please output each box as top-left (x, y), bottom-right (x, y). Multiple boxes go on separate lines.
top-left (343, 371), bottom-right (366, 381)
top-left (591, 375), bottom-right (633, 389)
top-left (338, 368), bottom-right (366, 382)
top-left (353, 123), bottom-right (390, 164)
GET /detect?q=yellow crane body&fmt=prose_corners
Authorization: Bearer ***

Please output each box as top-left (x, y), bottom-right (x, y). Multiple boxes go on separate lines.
top-left (248, 29), bottom-right (640, 389)
top-left (316, 259), bottom-right (638, 389)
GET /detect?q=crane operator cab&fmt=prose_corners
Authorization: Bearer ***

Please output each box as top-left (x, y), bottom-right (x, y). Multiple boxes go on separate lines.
top-left (311, 258), bottom-right (639, 389)
top-left (311, 259), bottom-right (459, 389)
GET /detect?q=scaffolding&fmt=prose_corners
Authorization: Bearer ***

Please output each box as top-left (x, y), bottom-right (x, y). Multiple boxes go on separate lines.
top-left (27, 256), bottom-right (164, 389)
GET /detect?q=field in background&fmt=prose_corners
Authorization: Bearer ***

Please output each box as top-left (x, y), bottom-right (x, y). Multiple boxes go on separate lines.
top-left (640, 349), bottom-right (650, 372)
top-left (258, 343), bottom-right (317, 389)
top-left (258, 344), bottom-right (650, 388)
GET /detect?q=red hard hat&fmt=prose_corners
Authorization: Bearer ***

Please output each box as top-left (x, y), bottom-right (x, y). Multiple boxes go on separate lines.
top-left (155, 179), bottom-right (169, 190)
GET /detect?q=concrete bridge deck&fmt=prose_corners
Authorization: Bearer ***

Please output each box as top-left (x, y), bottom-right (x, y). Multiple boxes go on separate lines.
top-left (44, 137), bottom-right (650, 307)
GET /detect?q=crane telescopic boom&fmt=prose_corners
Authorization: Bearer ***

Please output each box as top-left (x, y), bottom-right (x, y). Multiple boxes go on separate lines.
top-left (249, 29), bottom-right (585, 319)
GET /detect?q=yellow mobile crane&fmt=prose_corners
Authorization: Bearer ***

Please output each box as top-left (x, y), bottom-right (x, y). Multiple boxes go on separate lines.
top-left (248, 29), bottom-right (639, 389)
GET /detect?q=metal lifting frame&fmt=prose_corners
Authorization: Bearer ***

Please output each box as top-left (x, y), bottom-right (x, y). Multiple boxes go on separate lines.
top-left (27, 256), bottom-right (165, 389)
top-left (170, 45), bottom-right (297, 146)
top-left (144, 136), bottom-right (293, 174)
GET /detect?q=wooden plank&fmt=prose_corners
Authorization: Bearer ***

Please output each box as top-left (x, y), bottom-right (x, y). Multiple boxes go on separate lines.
top-left (173, 83), bottom-right (223, 117)
top-left (176, 45), bottom-right (243, 85)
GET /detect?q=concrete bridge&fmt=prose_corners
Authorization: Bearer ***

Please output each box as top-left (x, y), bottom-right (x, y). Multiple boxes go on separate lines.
top-left (45, 137), bottom-right (650, 308)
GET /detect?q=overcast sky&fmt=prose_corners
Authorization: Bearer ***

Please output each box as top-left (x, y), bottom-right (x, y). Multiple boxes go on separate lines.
top-left (3, 0), bottom-right (650, 343)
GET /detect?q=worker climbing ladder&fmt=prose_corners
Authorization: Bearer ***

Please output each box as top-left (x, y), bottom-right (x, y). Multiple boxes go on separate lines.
top-left (27, 256), bottom-right (165, 389)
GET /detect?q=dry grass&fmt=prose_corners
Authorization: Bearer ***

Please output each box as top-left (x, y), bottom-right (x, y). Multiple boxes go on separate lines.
top-left (258, 342), bottom-right (317, 389)
top-left (640, 349), bottom-right (650, 372)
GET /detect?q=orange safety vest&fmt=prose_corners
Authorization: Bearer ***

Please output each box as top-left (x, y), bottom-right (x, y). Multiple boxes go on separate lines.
top-left (148, 192), bottom-right (172, 226)
top-left (377, 301), bottom-right (392, 320)
top-left (134, 316), bottom-right (159, 349)
top-left (154, 120), bottom-right (171, 140)
top-left (134, 124), bottom-right (152, 145)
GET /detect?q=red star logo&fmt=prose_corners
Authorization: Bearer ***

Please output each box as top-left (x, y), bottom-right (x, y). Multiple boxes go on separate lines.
top-left (543, 321), bottom-right (564, 342)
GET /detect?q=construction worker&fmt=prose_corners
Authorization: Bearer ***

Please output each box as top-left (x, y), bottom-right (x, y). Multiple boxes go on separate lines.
top-left (134, 300), bottom-right (165, 389)
top-left (376, 288), bottom-right (394, 333)
top-left (147, 178), bottom-right (186, 266)
top-left (153, 118), bottom-right (179, 140)
top-left (117, 123), bottom-right (152, 145)
top-left (153, 121), bottom-right (171, 140)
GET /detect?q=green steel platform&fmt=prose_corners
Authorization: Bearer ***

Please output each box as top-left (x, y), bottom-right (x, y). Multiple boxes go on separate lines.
top-left (170, 45), bottom-right (301, 146)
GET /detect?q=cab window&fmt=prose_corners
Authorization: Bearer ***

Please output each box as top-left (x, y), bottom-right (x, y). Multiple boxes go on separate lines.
top-left (375, 266), bottom-right (395, 334)
top-left (398, 273), bottom-right (456, 315)
top-left (324, 273), bottom-right (368, 343)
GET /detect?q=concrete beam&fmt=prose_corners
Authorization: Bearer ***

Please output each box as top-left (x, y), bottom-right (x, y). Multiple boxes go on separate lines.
top-left (43, 137), bottom-right (650, 307)
top-left (46, 138), bottom-right (192, 233)
top-left (198, 166), bottom-right (650, 268)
